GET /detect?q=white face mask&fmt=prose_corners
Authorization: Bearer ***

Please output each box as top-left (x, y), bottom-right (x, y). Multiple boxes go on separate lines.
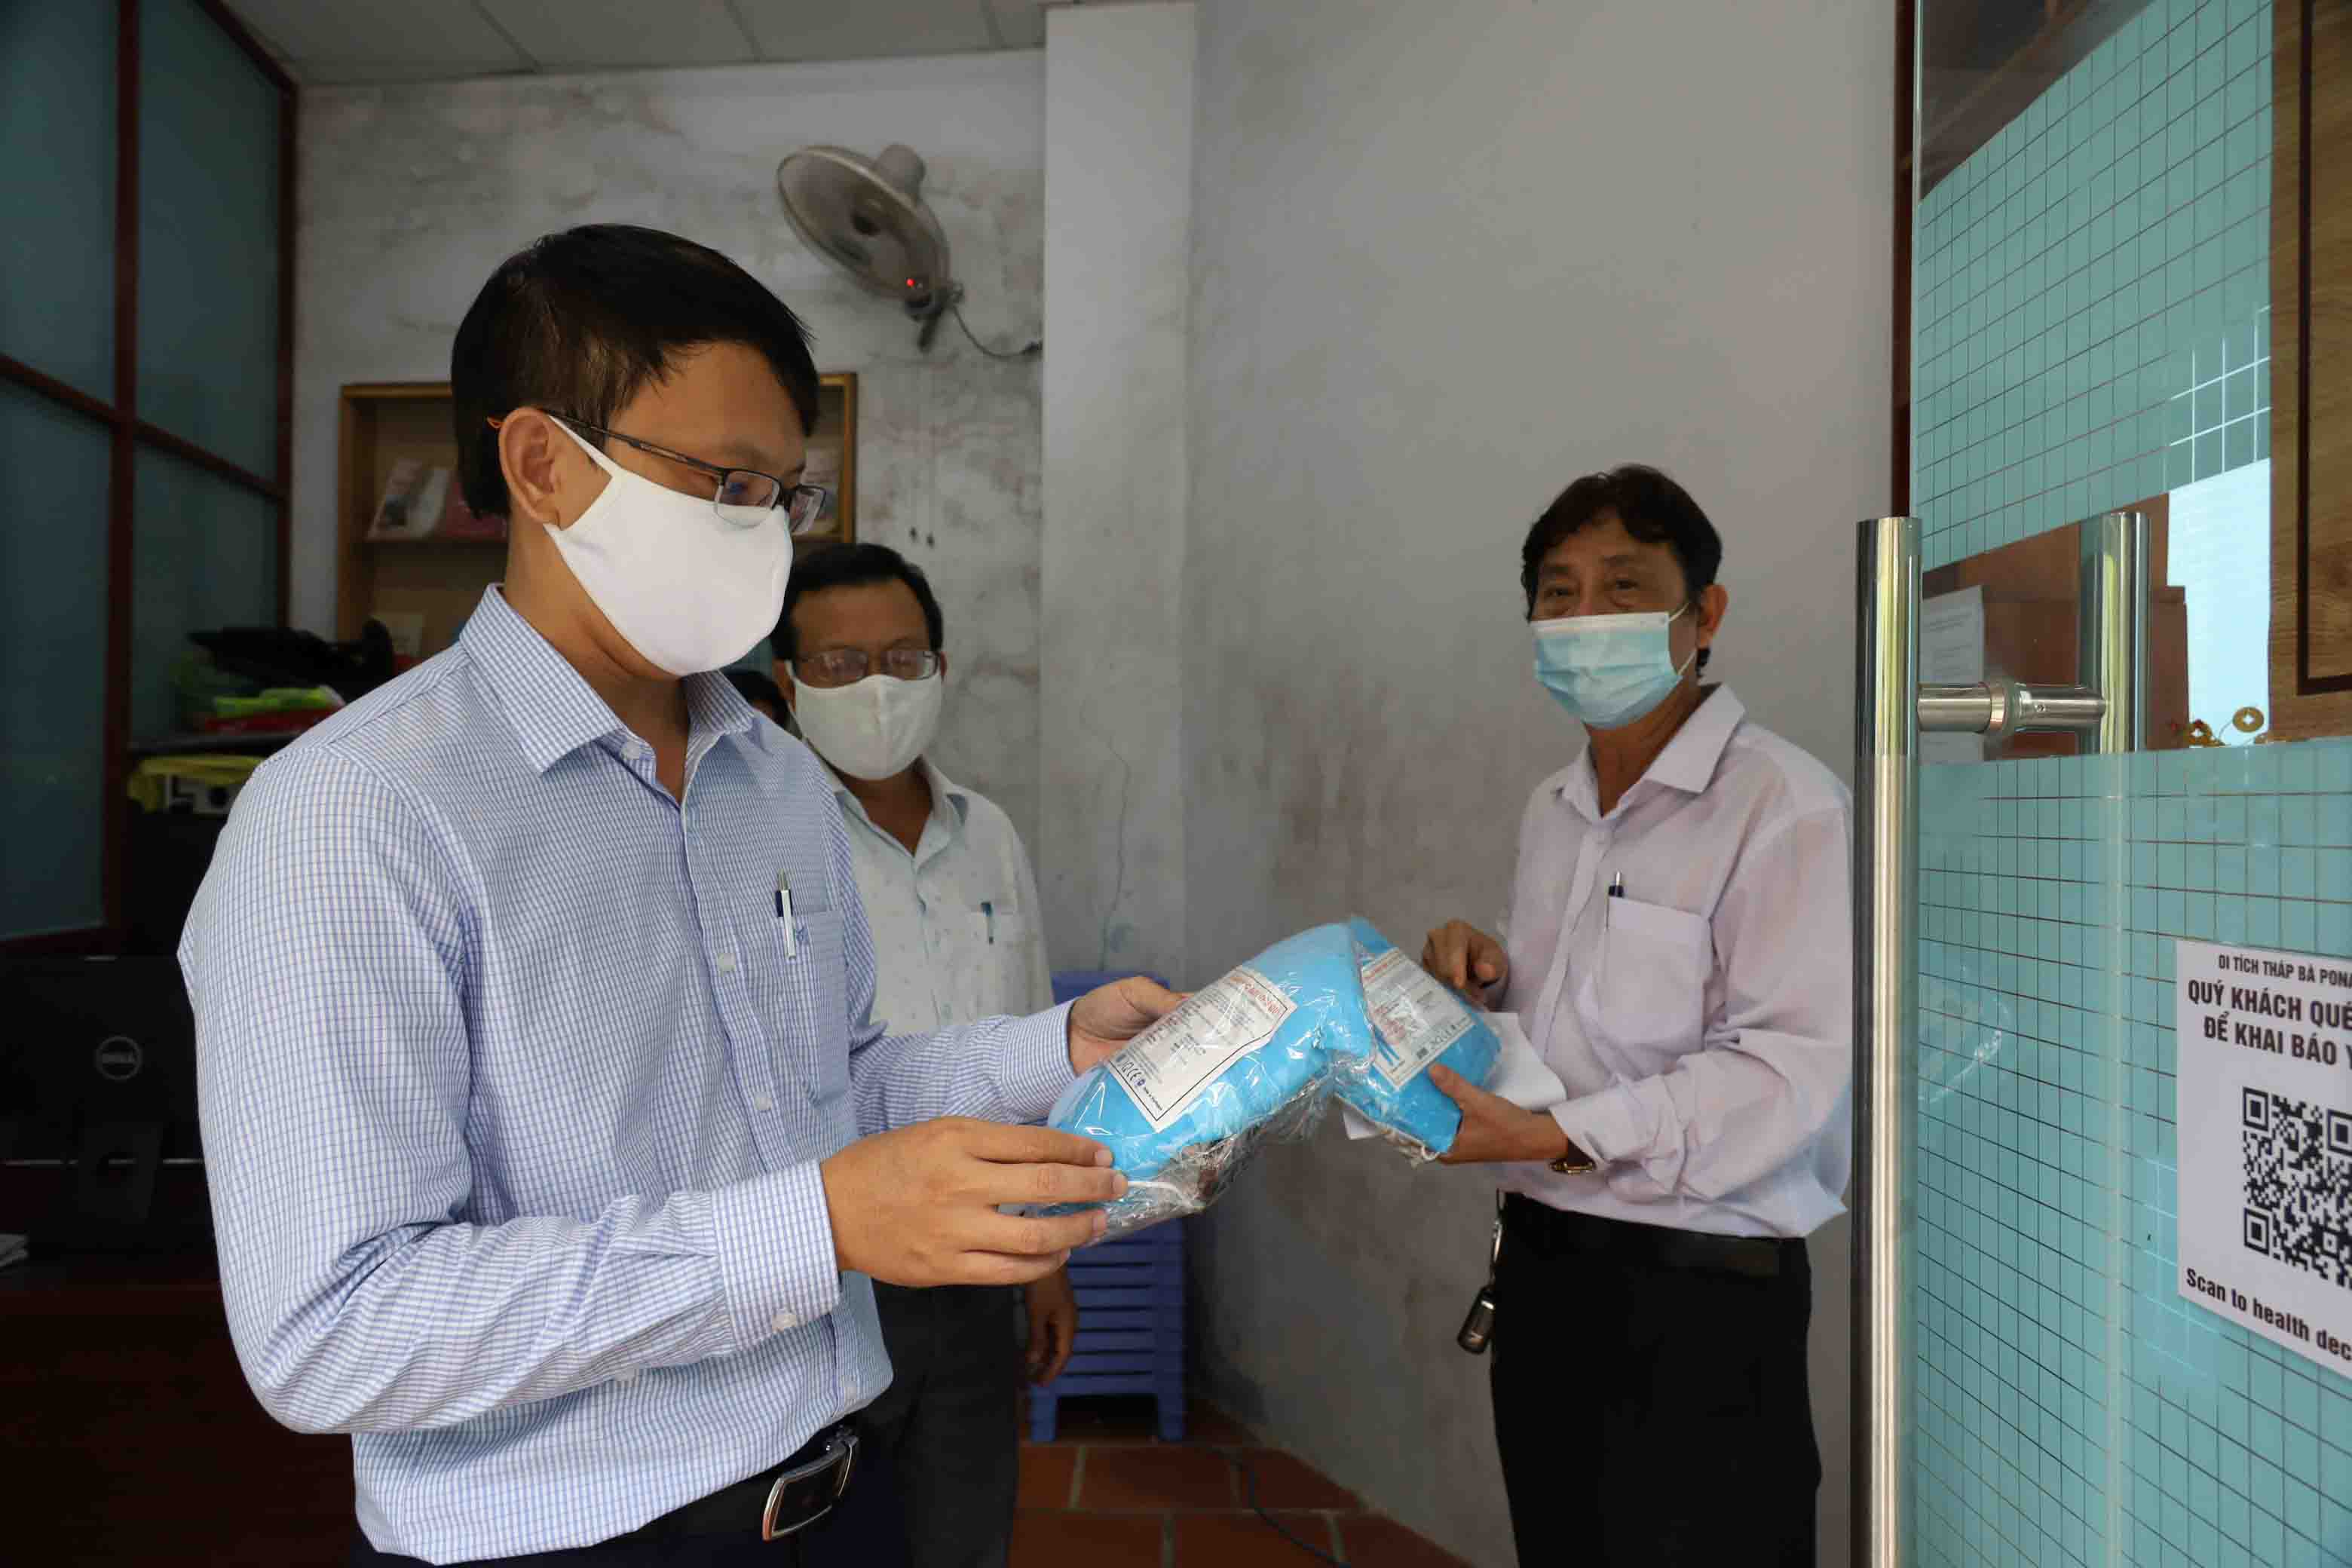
top-left (790, 671), bottom-right (945, 782)
top-left (543, 421), bottom-right (792, 676)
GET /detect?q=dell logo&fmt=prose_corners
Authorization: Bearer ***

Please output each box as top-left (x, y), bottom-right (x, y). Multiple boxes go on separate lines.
top-left (94, 1036), bottom-right (144, 1083)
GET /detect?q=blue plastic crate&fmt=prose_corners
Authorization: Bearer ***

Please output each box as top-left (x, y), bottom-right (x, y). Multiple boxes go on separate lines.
top-left (1031, 1217), bottom-right (1184, 1443)
top-left (1049, 969), bottom-right (1167, 1006)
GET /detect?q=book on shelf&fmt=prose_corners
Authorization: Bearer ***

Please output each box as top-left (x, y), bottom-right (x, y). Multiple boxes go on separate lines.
top-left (366, 461), bottom-right (450, 542)
top-left (436, 476), bottom-right (507, 541)
top-left (365, 462), bottom-right (507, 542)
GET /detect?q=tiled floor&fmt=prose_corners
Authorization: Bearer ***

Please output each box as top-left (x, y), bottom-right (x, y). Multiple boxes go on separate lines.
top-left (1012, 1395), bottom-right (1472, 1568)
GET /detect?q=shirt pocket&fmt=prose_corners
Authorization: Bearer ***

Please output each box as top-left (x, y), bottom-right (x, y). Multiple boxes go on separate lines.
top-left (1579, 896), bottom-right (1713, 1075)
top-left (964, 904), bottom-right (1037, 1020)
top-left (751, 880), bottom-right (851, 1104)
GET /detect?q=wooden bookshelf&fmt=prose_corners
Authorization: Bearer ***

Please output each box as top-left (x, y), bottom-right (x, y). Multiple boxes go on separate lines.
top-left (335, 375), bottom-right (859, 656)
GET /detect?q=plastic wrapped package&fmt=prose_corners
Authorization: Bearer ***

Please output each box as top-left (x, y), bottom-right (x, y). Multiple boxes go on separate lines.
top-left (1041, 923), bottom-right (1377, 1237)
top-left (1331, 917), bottom-right (1502, 1162)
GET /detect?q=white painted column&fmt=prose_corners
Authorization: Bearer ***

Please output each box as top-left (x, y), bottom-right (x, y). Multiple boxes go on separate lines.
top-left (1039, 2), bottom-right (1196, 980)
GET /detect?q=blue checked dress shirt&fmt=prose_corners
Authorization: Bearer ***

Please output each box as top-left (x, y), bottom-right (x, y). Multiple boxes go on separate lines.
top-left (180, 586), bottom-right (1075, 1563)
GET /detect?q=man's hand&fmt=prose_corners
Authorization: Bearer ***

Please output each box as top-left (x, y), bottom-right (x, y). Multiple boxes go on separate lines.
top-left (1421, 920), bottom-right (1508, 998)
top-left (820, 1119), bottom-right (1124, 1287)
top-left (1023, 1266), bottom-right (1080, 1385)
top-left (1067, 976), bottom-right (1187, 1074)
top-left (1429, 1064), bottom-right (1585, 1168)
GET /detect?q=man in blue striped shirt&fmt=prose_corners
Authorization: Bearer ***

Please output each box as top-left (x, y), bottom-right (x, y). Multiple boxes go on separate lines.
top-left (180, 225), bottom-right (1177, 1566)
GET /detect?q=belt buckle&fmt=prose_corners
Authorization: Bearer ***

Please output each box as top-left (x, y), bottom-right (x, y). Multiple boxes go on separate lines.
top-left (760, 1428), bottom-right (858, 1543)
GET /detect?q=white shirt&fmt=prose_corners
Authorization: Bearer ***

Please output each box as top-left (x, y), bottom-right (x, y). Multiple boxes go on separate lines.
top-left (1495, 686), bottom-right (1854, 1239)
top-left (834, 761), bottom-right (1055, 1032)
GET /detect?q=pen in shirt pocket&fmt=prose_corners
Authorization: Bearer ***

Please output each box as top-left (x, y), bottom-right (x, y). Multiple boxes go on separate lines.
top-left (982, 901), bottom-right (995, 945)
top-left (776, 871), bottom-right (798, 959)
top-left (1609, 873), bottom-right (1626, 900)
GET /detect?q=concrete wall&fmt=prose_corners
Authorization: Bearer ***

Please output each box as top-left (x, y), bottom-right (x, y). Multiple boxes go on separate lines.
top-left (292, 52), bottom-right (1049, 849)
top-left (1037, 3), bottom-right (1196, 979)
top-left (1181, 2), bottom-right (1895, 1563)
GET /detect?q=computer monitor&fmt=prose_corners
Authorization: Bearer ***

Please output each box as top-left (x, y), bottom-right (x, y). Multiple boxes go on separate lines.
top-left (0, 957), bottom-right (207, 1248)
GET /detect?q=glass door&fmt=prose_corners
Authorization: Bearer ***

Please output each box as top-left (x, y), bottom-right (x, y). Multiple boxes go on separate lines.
top-left (1863, 2), bottom-right (2352, 1564)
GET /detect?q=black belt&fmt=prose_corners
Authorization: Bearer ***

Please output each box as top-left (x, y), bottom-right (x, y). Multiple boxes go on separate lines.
top-left (1502, 1194), bottom-right (1801, 1280)
top-left (671, 1423), bottom-right (859, 1542)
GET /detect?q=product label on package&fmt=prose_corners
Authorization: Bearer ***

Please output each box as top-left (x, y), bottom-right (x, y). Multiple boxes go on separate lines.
top-left (1107, 966), bottom-right (1297, 1131)
top-left (1362, 948), bottom-right (1475, 1091)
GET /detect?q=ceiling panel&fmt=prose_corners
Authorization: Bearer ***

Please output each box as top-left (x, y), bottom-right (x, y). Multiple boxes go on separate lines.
top-left (730, 0), bottom-right (997, 63)
top-left (476, 0), bottom-right (758, 72)
top-left (223, 0), bottom-right (530, 77)
top-left (222, 0), bottom-right (1038, 85)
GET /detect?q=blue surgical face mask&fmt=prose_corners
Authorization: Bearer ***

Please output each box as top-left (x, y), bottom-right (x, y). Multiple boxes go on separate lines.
top-left (1531, 602), bottom-right (1697, 729)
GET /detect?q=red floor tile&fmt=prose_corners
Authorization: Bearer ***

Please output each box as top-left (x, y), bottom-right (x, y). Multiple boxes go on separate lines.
top-left (1233, 1448), bottom-right (1360, 1511)
top-left (1173, 1511), bottom-right (1343, 1566)
top-left (1077, 1444), bottom-right (1239, 1511)
top-left (1333, 1514), bottom-right (1475, 1568)
top-left (1010, 1508), bottom-right (1165, 1568)
top-left (1018, 1444), bottom-right (1080, 1508)
top-left (1011, 1394), bottom-right (1459, 1568)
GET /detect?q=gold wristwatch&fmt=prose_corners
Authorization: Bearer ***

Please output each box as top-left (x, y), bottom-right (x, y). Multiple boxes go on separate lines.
top-left (1548, 1125), bottom-right (1597, 1176)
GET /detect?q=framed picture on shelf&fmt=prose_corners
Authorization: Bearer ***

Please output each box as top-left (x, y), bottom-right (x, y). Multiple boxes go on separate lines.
top-left (366, 459), bottom-right (449, 542)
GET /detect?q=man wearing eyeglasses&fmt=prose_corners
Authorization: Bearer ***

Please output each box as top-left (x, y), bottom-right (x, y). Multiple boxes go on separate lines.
top-left (771, 544), bottom-right (1072, 1568)
top-left (180, 225), bottom-right (1175, 1568)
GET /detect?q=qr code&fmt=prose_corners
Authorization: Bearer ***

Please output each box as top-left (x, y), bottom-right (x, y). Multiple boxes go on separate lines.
top-left (2240, 1089), bottom-right (2352, 1290)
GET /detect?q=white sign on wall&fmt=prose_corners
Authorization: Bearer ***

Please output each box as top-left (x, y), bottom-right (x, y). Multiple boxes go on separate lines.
top-left (2175, 940), bottom-right (2352, 1376)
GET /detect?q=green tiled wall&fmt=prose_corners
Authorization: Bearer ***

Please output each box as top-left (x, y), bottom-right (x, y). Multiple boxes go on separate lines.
top-left (1911, 0), bottom-right (2274, 570)
top-left (1907, 3), bottom-right (2351, 1561)
top-left (1917, 746), bottom-right (2352, 1567)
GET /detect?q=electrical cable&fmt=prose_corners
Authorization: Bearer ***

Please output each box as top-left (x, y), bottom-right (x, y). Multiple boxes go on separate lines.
top-left (950, 300), bottom-right (1041, 360)
top-left (1227, 1452), bottom-right (1347, 1565)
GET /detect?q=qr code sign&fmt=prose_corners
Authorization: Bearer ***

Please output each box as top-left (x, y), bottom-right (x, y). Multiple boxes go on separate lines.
top-left (2240, 1089), bottom-right (2352, 1291)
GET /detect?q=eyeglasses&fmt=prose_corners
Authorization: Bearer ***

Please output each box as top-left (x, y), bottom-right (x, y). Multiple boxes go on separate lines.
top-left (793, 650), bottom-right (943, 688)
top-left (549, 415), bottom-right (832, 534)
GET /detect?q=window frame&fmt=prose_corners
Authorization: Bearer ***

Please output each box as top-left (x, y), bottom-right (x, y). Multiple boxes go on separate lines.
top-left (0, 0), bottom-right (294, 951)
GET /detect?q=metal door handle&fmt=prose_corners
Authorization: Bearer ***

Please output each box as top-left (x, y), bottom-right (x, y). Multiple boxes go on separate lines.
top-left (1850, 509), bottom-right (2148, 1568)
top-left (1917, 679), bottom-right (2105, 735)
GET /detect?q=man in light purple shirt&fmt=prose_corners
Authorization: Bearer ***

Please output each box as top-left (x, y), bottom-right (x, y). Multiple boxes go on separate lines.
top-left (1422, 465), bottom-right (1853, 1568)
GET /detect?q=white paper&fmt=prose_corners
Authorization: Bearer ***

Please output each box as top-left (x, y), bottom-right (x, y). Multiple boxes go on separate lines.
top-left (1484, 1014), bottom-right (1570, 1108)
top-left (2175, 940), bottom-right (2352, 1377)
top-left (1341, 1012), bottom-right (1568, 1140)
top-left (1104, 966), bottom-right (1296, 1132)
top-left (1920, 585), bottom-right (1986, 765)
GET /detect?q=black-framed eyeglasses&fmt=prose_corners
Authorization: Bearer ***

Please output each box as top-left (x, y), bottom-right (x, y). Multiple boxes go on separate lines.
top-left (793, 649), bottom-right (944, 688)
top-left (553, 415), bottom-right (831, 534)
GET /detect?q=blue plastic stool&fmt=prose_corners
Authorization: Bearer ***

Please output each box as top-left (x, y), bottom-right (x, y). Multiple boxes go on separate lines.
top-left (1036, 970), bottom-right (1185, 1444)
top-left (1030, 1219), bottom-right (1187, 1443)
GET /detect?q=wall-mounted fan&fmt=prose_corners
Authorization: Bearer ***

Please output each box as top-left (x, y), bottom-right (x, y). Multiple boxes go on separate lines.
top-left (776, 143), bottom-right (1039, 358)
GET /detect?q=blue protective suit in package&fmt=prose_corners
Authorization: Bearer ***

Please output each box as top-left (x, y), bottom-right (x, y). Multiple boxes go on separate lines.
top-left (1331, 917), bottom-right (1502, 1162)
top-left (1043, 923), bottom-right (1376, 1236)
